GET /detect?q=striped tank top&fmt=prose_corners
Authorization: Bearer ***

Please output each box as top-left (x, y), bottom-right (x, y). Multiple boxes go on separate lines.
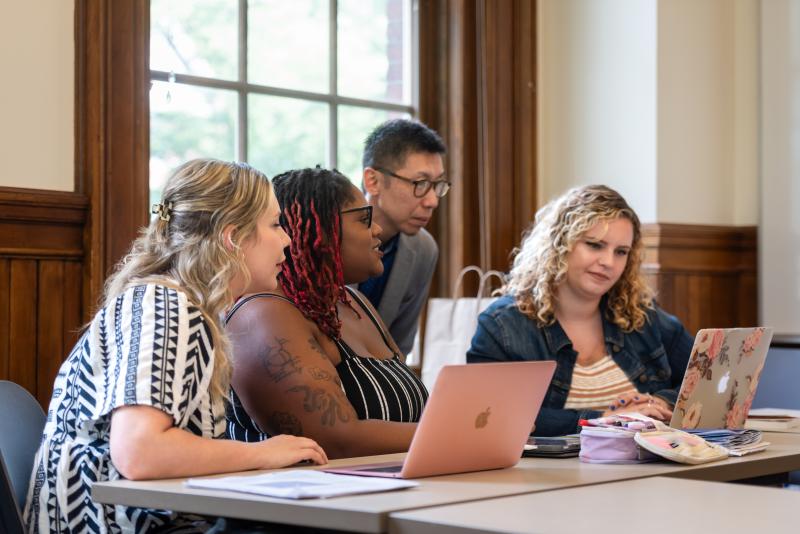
top-left (226, 288), bottom-right (428, 442)
top-left (563, 355), bottom-right (639, 412)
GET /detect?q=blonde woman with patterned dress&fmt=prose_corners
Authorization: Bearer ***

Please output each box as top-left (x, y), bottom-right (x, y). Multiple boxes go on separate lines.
top-left (24, 159), bottom-right (327, 533)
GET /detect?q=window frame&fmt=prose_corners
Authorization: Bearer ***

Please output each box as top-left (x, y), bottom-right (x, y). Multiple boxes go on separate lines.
top-left (148, 0), bottom-right (419, 168)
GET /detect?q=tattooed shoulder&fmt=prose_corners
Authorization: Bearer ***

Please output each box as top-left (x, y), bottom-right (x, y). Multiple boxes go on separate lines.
top-left (308, 366), bottom-right (342, 386)
top-left (287, 385), bottom-right (351, 427)
top-left (308, 336), bottom-right (330, 361)
top-left (267, 411), bottom-right (303, 436)
top-left (260, 337), bottom-right (302, 382)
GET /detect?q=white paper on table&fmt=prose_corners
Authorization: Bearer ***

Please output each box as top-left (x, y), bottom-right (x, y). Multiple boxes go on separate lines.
top-left (185, 470), bottom-right (418, 499)
top-left (747, 408), bottom-right (800, 418)
top-left (725, 441), bottom-right (771, 457)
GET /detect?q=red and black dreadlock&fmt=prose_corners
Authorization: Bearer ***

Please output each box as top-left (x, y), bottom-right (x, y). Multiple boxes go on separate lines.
top-left (272, 167), bottom-right (359, 339)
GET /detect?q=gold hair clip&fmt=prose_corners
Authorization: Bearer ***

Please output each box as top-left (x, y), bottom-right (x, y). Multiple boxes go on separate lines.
top-left (151, 201), bottom-right (174, 222)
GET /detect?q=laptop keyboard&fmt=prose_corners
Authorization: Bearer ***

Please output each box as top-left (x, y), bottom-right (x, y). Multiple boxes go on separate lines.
top-left (356, 464), bottom-right (403, 473)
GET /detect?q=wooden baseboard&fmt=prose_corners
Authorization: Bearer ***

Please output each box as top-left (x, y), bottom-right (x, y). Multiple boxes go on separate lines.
top-left (642, 223), bottom-right (757, 336)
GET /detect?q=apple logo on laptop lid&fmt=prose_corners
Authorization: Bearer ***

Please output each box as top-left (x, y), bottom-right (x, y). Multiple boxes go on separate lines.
top-left (717, 370), bottom-right (731, 395)
top-left (475, 407), bottom-right (491, 429)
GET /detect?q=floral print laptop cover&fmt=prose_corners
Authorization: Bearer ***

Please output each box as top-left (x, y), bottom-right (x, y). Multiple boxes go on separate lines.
top-left (671, 327), bottom-right (773, 430)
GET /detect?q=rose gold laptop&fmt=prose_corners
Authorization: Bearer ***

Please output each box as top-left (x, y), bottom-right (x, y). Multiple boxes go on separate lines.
top-left (324, 361), bottom-right (556, 479)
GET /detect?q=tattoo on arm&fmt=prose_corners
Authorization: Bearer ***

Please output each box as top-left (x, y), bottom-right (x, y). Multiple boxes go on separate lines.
top-left (308, 366), bottom-right (343, 386)
top-left (260, 337), bottom-right (301, 382)
top-left (267, 411), bottom-right (303, 436)
top-left (287, 385), bottom-right (352, 427)
top-left (308, 337), bottom-right (330, 361)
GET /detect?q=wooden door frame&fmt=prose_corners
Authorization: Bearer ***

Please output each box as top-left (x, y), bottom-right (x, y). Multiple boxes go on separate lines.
top-left (75, 0), bottom-right (150, 315)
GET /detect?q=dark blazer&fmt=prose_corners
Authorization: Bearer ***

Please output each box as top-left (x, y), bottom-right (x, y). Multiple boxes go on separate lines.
top-left (377, 228), bottom-right (438, 356)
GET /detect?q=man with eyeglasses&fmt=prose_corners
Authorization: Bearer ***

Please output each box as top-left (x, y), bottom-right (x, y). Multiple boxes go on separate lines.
top-left (359, 118), bottom-right (449, 358)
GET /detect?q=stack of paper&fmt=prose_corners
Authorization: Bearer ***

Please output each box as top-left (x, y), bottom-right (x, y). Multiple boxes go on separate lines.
top-left (686, 429), bottom-right (768, 456)
top-left (186, 470), bottom-right (418, 499)
top-left (746, 408), bottom-right (800, 433)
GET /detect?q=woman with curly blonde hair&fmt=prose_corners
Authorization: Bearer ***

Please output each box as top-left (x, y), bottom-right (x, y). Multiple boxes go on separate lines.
top-left (25, 159), bottom-right (327, 533)
top-left (468, 185), bottom-right (693, 436)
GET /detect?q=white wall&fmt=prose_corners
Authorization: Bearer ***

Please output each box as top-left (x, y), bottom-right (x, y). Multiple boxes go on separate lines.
top-left (657, 0), bottom-right (735, 225)
top-left (733, 0), bottom-right (760, 226)
top-left (538, 0), bottom-right (759, 227)
top-left (0, 1), bottom-right (75, 192)
top-left (657, 0), bottom-right (759, 226)
top-left (538, 0), bottom-right (658, 222)
top-left (760, 0), bottom-right (800, 335)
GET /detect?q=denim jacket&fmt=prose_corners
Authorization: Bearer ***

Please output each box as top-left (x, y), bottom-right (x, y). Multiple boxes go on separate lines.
top-left (466, 294), bottom-right (693, 436)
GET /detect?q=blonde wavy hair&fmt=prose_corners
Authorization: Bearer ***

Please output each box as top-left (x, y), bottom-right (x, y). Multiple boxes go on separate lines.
top-left (504, 184), bottom-right (654, 332)
top-left (102, 158), bottom-right (273, 401)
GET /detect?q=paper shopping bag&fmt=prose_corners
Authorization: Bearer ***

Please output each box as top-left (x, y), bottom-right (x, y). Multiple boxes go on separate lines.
top-left (419, 266), bottom-right (504, 390)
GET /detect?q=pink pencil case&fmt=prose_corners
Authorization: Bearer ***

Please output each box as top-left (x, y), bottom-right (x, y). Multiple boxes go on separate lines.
top-left (578, 413), bottom-right (666, 464)
top-left (578, 426), bottom-right (658, 464)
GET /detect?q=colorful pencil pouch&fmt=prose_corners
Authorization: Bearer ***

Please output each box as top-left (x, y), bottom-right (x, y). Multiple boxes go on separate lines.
top-left (579, 426), bottom-right (659, 464)
top-left (578, 413), bottom-right (669, 464)
top-left (634, 430), bottom-right (729, 464)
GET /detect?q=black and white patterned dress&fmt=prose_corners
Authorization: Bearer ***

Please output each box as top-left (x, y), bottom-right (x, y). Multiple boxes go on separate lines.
top-left (23, 284), bottom-right (226, 533)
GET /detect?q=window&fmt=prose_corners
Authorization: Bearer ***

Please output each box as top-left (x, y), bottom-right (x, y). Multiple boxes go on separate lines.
top-left (149, 0), bottom-right (418, 206)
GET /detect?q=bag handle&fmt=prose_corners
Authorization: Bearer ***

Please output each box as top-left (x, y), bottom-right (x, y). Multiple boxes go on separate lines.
top-left (476, 270), bottom-right (505, 311)
top-left (451, 265), bottom-right (484, 298)
top-left (436, 266), bottom-right (505, 341)
top-left (477, 270), bottom-right (505, 297)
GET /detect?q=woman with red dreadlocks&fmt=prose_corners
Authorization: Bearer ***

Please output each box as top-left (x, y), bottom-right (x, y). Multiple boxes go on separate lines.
top-left (225, 167), bottom-right (428, 458)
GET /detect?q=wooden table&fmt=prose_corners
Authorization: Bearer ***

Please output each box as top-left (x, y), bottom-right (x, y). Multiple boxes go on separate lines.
top-left (91, 433), bottom-right (800, 533)
top-left (389, 476), bottom-right (800, 533)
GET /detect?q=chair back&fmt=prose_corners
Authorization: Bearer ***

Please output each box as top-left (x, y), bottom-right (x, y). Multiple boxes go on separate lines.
top-left (1, 453), bottom-right (25, 534)
top-left (0, 381), bottom-right (46, 531)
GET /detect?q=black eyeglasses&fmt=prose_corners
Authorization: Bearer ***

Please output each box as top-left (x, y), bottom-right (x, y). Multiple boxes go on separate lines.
top-left (340, 205), bottom-right (373, 227)
top-left (374, 167), bottom-right (451, 198)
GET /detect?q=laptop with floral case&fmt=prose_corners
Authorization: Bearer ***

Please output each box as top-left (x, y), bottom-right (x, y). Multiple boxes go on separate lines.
top-left (671, 327), bottom-right (773, 430)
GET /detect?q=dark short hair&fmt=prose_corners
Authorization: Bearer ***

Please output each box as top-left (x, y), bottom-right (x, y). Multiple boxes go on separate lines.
top-left (362, 119), bottom-right (446, 170)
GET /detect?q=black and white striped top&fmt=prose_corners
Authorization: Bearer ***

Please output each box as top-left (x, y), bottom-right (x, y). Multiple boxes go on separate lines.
top-left (226, 288), bottom-right (428, 442)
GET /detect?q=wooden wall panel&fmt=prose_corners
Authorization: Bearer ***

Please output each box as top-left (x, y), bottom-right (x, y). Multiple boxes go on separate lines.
top-left (0, 1), bottom-right (155, 406)
top-left (9, 260), bottom-right (38, 396)
top-left (63, 261), bottom-right (84, 350)
top-left (642, 224), bottom-right (758, 337)
top-left (38, 261), bottom-right (65, 406)
top-left (76, 0), bottom-right (150, 308)
top-left (0, 259), bottom-right (9, 380)
top-left (420, 0), bottom-right (536, 297)
top-left (0, 188), bottom-right (88, 405)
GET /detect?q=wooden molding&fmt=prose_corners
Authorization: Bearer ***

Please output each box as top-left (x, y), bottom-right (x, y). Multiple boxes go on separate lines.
top-left (476, 0), bottom-right (537, 272)
top-left (643, 223), bottom-right (756, 274)
top-left (76, 0), bottom-right (150, 312)
top-left (642, 223), bottom-right (758, 335)
top-left (0, 187), bottom-right (88, 220)
top-left (0, 188), bottom-right (87, 405)
top-left (0, 188), bottom-right (88, 259)
top-left (421, 0), bottom-right (536, 298)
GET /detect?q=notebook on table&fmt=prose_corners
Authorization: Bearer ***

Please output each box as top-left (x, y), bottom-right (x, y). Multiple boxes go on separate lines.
top-left (324, 360), bottom-right (556, 479)
top-left (746, 408), bottom-right (800, 432)
top-left (671, 327), bottom-right (773, 430)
